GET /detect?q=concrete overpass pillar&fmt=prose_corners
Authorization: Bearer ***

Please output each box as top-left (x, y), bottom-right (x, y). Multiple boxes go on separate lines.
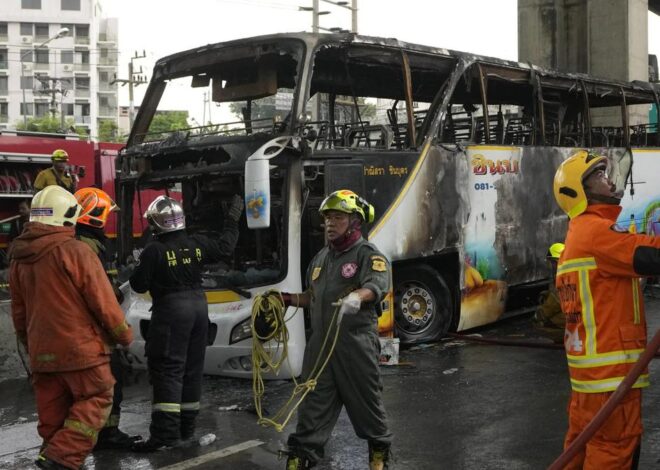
top-left (519, 0), bottom-right (650, 125)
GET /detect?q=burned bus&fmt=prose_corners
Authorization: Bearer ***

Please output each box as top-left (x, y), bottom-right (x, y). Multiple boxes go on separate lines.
top-left (116, 33), bottom-right (660, 377)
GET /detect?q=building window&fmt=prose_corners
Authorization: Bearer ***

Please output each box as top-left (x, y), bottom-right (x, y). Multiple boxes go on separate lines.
top-left (75, 50), bottom-right (90, 64)
top-left (20, 23), bottom-right (33, 36)
top-left (75, 103), bottom-right (90, 116)
top-left (35, 23), bottom-right (49, 38)
top-left (75, 76), bottom-right (90, 90)
top-left (22, 0), bottom-right (42, 9)
top-left (61, 50), bottom-right (73, 64)
top-left (0, 49), bottom-right (7, 69)
top-left (75, 25), bottom-right (89, 38)
top-left (20, 103), bottom-right (34, 115)
top-left (61, 0), bottom-right (81, 10)
top-left (20, 76), bottom-right (34, 90)
top-left (35, 48), bottom-right (49, 65)
top-left (0, 103), bottom-right (8, 121)
top-left (0, 76), bottom-right (7, 94)
top-left (63, 103), bottom-right (74, 115)
top-left (21, 49), bottom-right (33, 63)
top-left (0, 23), bottom-right (8, 37)
top-left (35, 102), bottom-right (49, 117)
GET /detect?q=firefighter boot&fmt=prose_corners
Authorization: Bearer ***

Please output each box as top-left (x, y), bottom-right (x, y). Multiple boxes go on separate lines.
top-left (285, 454), bottom-right (314, 470)
top-left (95, 426), bottom-right (142, 450)
top-left (131, 436), bottom-right (177, 452)
top-left (369, 443), bottom-right (392, 470)
top-left (35, 454), bottom-right (71, 469)
top-left (180, 410), bottom-right (197, 441)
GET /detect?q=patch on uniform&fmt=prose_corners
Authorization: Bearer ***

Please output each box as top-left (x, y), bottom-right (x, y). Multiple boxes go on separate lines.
top-left (31, 207), bottom-right (54, 216)
top-left (341, 262), bottom-right (358, 278)
top-left (610, 224), bottom-right (629, 233)
top-left (371, 256), bottom-right (387, 272)
top-left (311, 267), bottom-right (322, 281)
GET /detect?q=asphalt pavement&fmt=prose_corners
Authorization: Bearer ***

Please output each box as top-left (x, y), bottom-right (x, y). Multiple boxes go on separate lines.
top-left (1, 293), bottom-right (659, 469)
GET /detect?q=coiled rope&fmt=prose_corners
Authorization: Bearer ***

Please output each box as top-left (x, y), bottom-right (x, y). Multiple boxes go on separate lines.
top-left (251, 290), bottom-right (343, 432)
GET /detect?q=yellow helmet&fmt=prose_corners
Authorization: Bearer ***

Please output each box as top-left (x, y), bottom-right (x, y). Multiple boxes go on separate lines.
top-left (553, 150), bottom-right (607, 219)
top-left (319, 189), bottom-right (375, 223)
top-left (547, 242), bottom-right (565, 260)
top-left (51, 149), bottom-right (69, 162)
top-left (30, 186), bottom-right (81, 227)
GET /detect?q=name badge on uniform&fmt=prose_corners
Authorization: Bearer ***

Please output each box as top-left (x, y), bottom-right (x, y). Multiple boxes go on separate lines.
top-left (341, 262), bottom-right (358, 278)
top-left (371, 255), bottom-right (387, 272)
top-left (311, 267), bottom-right (322, 281)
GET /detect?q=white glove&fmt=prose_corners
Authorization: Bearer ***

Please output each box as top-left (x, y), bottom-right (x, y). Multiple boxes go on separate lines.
top-left (338, 292), bottom-right (362, 316)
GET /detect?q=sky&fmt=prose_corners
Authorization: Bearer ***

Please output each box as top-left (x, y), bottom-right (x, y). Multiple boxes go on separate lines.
top-left (101, 0), bottom-right (660, 124)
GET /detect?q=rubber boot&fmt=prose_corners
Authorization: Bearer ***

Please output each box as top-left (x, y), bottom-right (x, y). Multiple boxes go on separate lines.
top-left (131, 436), bottom-right (177, 453)
top-left (285, 453), bottom-right (314, 470)
top-left (180, 410), bottom-right (197, 441)
top-left (369, 443), bottom-right (392, 470)
top-left (95, 426), bottom-right (142, 450)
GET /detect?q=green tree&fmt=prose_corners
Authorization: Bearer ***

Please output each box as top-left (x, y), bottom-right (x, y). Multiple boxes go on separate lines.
top-left (98, 119), bottom-right (125, 143)
top-left (16, 115), bottom-right (87, 137)
top-left (148, 111), bottom-right (190, 135)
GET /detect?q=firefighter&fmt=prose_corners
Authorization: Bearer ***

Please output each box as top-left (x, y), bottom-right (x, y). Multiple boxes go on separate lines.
top-left (282, 189), bottom-right (392, 470)
top-left (8, 199), bottom-right (31, 242)
top-left (74, 187), bottom-right (142, 449)
top-left (33, 149), bottom-right (77, 193)
top-left (129, 194), bottom-right (243, 451)
top-left (9, 185), bottom-right (133, 470)
top-left (553, 150), bottom-right (660, 469)
top-left (532, 242), bottom-right (565, 343)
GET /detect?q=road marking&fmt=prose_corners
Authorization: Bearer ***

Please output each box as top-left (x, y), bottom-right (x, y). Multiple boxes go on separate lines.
top-left (159, 439), bottom-right (264, 469)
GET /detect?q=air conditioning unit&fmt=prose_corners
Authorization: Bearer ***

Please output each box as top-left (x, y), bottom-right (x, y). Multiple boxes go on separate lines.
top-left (21, 36), bottom-right (32, 44)
top-left (62, 64), bottom-right (72, 72)
top-left (22, 63), bottom-right (33, 72)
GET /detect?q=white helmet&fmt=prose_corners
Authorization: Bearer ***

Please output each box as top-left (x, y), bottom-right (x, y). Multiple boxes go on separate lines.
top-left (143, 196), bottom-right (185, 233)
top-left (30, 186), bottom-right (81, 227)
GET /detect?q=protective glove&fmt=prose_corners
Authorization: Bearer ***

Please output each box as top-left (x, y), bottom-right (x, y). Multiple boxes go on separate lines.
top-left (338, 291), bottom-right (362, 316)
top-left (227, 195), bottom-right (244, 222)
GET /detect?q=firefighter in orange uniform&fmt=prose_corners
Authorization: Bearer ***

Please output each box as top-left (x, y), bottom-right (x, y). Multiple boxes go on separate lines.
top-left (553, 150), bottom-right (660, 469)
top-left (9, 185), bottom-right (133, 470)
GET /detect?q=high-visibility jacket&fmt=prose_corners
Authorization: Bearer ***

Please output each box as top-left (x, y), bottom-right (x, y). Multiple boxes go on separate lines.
top-left (556, 204), bottom-right (660, 393)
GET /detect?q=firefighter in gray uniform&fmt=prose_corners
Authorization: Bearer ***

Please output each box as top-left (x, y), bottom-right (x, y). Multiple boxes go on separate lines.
top-left (129, 195), bottom-right (243, 451)
top-left (283, 189), bottom-right (392, 470)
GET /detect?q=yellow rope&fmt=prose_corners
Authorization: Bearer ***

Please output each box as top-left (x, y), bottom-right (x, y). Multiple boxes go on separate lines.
top-left (251, 290), bottom-right (343, 432)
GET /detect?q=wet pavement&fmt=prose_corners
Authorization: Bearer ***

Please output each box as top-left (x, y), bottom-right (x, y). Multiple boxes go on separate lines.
top-left (1, 293), bottom-right (659, 469)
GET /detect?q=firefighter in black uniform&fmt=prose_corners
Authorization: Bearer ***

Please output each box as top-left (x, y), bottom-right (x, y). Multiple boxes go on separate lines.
top-left (130, 194), bottom-right (243, 451)
top-left (74, 187), bottom-right (142, 449)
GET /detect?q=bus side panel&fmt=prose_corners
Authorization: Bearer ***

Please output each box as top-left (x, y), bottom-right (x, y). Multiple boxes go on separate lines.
top-left (460, 146), bottom-right (567, 330)
top-left (618, 149), bottom-right (660, 234)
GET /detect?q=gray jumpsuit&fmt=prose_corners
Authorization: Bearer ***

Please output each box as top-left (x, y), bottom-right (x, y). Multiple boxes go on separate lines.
top-left (287, 237), bottom-right (392, 463)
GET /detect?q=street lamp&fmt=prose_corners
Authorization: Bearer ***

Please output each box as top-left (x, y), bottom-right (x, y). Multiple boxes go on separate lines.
top-left (21, 27), bottom-right (70, 127)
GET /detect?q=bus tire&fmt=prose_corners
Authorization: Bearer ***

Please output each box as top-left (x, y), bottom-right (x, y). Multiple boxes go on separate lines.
top-left (393, 265), bottom-right (452, 345)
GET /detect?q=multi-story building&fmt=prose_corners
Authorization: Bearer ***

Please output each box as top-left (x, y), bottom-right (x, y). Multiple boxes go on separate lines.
top-left (0, 0), bottom-right (118, 138)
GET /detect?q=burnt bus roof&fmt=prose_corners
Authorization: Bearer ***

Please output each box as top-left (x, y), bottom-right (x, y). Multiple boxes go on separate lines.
top-left (151, 32), bottom-right (660, 94)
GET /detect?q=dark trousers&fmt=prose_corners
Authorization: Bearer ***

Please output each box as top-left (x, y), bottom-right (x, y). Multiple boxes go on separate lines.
top-left (146, 290), bottom-right (208, 442)
top-left (106, 350), bottom-right (124, 427)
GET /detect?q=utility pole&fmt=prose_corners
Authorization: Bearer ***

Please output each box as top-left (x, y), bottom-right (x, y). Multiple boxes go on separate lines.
top-left (111, 50), bottom-right (147, 129)
top-left (36, 76), bottom-right (69, 123)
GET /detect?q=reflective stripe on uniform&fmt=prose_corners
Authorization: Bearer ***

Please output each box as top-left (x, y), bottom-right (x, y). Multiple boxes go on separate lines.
top-left (567, 349), bottom-right (644, 368)
top-left (111, 321), bottom-right (129, 338)
top-left (570, 373), bottom-right (650, 393)
top-left (64, 419), bottom-right (98, 440)
top-left (181, 402), bottom-right (200, 411)
top-left (36, 353), bottom-right (56, 362)
top-left (153, 402), bottom-right (181, 413)
top-left (632, 278), bottom-right (641, 324)
top-left (558, 257), bottom-right (598, 355)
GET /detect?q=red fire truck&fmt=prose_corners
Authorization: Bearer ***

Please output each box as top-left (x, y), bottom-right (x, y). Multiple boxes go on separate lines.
top-left (0, 130), bottom-right (158, 254)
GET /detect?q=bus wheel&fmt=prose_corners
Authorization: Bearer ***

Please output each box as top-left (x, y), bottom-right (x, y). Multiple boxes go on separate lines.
top-left (394, 265), bottom-right (452, 344)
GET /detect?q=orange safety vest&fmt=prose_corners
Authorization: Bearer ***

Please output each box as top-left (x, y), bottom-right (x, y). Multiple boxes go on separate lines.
top-left (557, 204), bottom-right (660, 393)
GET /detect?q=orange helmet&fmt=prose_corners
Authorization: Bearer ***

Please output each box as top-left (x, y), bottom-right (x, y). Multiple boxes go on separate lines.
top-left (74, 187), bottom-right (118, 228)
